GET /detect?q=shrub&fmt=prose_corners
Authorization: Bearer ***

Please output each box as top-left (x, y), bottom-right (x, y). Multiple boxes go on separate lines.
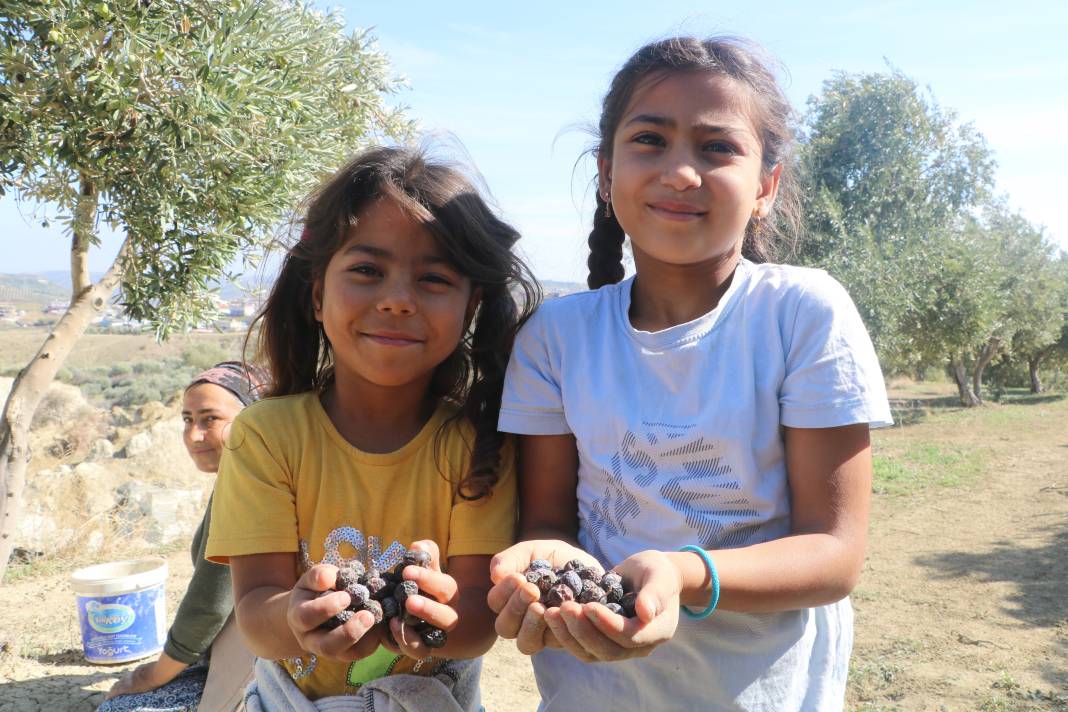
top-left (181, 344), bottom-right (234, 372)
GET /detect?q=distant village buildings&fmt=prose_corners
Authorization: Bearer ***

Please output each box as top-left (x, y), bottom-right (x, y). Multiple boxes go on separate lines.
top-left (0, 304), bottom-right (25, 323)
top-left (80, 296), bottom-right (261, 333)
top-left (0, 273), bottom-right (266, 334)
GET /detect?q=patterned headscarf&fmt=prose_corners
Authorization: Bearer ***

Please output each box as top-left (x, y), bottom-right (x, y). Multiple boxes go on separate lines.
top-left (186, 361), bottom-right (269, 406)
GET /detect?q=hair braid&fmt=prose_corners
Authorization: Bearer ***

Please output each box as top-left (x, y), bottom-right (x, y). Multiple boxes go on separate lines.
top-left (586, 192), bottom-right (626, 289)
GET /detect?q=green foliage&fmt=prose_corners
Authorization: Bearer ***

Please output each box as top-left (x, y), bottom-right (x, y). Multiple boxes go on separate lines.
top-left (180, 342), bottom-right (233, 371)
top-left (799, 71), bottom-right (996, 371)
top-left (63, 354), bottom-right (195, 405)
top-left (0, 0), bottom-right (412, 336)
top-left (798, 69), bottom-right (1068, 391)
top-left (801, 70), bottom-right (994, 251)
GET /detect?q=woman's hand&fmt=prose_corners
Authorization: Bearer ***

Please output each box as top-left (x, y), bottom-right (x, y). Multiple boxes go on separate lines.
top-left (487, 540), bottom-right (600, 655)
top-left (382, 540), bottom-right (461, 659)
top-left (104, 653), bottom-right (188, 699)
top-left (286, 564), bottom-right (381, 662)
top-left (544, 549), bottom-right (682, 663)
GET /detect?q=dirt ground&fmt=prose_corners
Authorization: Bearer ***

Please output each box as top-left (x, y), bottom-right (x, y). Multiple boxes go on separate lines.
top-left (0, 382), bottom-right (1065, 711)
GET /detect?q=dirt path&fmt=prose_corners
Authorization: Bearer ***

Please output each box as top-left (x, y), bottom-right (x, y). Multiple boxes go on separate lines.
top-left (847, 390), bottom-right (1068, 710)
top-left (1, 386), bottom-right (1065, 711)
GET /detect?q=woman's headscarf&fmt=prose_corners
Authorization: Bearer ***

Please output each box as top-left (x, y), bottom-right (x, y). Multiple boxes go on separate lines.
top-left (186, 361), bottom-right (269, 406)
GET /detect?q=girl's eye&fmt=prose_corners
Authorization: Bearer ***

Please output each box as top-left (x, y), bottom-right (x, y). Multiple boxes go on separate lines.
top-left (182, 416), bottom-right (192, 424)
top-left (705, 141), bottom-right (737, 155)
top-left (421, 273), bottom-right (455, 287)
top-left (348, 263), bottom-right (380, 277)
top-left (633, 132), bottom-right (665, 147)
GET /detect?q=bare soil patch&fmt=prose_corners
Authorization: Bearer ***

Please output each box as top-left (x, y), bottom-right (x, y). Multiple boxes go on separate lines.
top-left (848, 384), bottom-right (1068, 710)
top-left (1, 381), bottom-right (1064, 711)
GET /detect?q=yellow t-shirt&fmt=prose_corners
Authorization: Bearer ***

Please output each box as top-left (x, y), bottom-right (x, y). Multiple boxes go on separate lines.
top-left (205, 392), bottom-right (517, 700)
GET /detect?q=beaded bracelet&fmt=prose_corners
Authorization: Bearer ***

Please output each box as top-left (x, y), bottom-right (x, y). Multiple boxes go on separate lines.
top-left (678, 544), bottom-right (720, 620)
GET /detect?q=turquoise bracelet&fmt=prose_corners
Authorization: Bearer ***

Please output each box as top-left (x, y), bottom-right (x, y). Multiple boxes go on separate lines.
top-left (678, 544), bottom-right (720, 619)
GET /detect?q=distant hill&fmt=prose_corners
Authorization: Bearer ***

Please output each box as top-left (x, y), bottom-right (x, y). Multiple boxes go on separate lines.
top-left (1, 271), bottom-right (586, 305)
top-left (0, 271), bottom-right (271, 305)
top-left (0, 274), bottom-right (70, 303)
top-left (541, 280), bottom-right (587, 296)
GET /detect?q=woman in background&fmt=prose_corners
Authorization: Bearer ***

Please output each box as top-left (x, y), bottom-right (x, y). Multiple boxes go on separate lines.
top-left (101, 361), bottom-right (267, 712)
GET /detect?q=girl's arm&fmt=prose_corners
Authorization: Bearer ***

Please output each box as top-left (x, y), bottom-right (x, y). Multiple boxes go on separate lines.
top-left (668, 423), bottom-right (871, 611)
top-left (230, 552), bottom-right (381, 662)
top-left (517, 433), bottom-right (580, 542)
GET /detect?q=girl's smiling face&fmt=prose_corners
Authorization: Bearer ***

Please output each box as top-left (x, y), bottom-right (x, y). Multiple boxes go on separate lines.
top-left (599, 71), bottom-right (780, 268)
top-left (314, 197), bottom-right (476, 393)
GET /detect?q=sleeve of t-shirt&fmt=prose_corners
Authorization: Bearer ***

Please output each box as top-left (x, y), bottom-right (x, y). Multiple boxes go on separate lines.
top-left (498, 307), bottom-right (571, 435)
top-left (447, 436), bottom-right (518, 558)
top-left (780, 272), bottom-right (894, 429)
top-left (205, 411), bottom-right (300, 564)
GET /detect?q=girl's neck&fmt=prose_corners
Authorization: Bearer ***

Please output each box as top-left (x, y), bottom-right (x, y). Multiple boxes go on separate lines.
top-left (320, 373), bottom-right (437, 454)
top-left (628, 248), bottom-right (741, 332)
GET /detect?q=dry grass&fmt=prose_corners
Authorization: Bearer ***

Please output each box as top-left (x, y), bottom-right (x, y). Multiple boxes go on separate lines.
top-left (0, 328), bottom-right (245, 374)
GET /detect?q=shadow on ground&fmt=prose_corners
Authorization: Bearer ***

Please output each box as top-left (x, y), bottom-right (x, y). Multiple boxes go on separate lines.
top-left (914, 514), bottom-right (1068, 688)
top-left (36, 648), bottom-right (97, 665)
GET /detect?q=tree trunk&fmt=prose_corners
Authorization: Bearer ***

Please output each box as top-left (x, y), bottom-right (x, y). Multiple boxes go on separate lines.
top-left (971, 338), bottom-right (1001, 404)
top-left (1028, 354), bottom-right (1045, 394)
top-left (70, 176), bottom-right (96, 299)
top-left (950, 357), bottom-right (980, 407)
top-left (0, 191), bottom-right (129, 582)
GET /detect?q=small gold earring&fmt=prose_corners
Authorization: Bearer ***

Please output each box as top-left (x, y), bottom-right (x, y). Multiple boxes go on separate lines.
top-left (603, 192), bottom-right (612, 219)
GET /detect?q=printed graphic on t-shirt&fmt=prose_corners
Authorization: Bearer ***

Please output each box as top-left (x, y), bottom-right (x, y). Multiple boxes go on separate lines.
top-left (587, 423), bottom-right (761, 561)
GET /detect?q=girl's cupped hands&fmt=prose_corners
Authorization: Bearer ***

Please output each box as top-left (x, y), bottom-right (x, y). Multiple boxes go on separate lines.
top-left (287, 564), bottom-right (382, 662)
top-left (488, 542), bottom-right (681, 661)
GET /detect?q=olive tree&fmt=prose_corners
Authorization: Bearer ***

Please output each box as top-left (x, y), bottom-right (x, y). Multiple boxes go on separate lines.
top-left (0, 0), bottom-right (411, 579)
top-left (1009, 247), bottom-right (1068, 393)
top-left (798, 70), bottom-right (999, 402)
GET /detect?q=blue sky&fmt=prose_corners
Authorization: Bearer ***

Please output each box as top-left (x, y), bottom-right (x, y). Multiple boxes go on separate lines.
top-left (2, 0), bottom-right (1065, 282)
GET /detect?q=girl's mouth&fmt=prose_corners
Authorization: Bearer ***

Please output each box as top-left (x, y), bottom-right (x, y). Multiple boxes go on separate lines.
top-left (363, 331), bottom-right (423, 346)
top-left (648, 201), bottom-right (706, 221)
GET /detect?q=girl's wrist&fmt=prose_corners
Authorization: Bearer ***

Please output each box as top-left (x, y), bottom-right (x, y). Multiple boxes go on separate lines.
top-left (665, 549), bottom-right (719, 609)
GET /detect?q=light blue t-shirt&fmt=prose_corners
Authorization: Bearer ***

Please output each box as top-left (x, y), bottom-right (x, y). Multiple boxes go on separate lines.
top-left (499, 260), bottom-right (892, 712)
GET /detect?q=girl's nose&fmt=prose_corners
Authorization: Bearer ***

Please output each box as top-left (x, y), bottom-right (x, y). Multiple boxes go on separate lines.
top-left (190, 426), bottom-right (206, 442)
top-left (661, 153), bottom-right (702, 191)
top-left (377, 282), bottom-right (416, 315)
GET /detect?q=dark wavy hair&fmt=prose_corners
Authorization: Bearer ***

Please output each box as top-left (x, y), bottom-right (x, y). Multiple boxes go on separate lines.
top-left (247, 145), bottom-right (540, 500)
top-left (586, 35), bottom-right (803, 289)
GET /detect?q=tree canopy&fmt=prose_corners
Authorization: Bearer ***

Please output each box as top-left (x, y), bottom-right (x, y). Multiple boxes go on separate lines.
top-left (1, 0), bottom-right (412, 333)
top-left (797, 69), bottom-right (1065, 403)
